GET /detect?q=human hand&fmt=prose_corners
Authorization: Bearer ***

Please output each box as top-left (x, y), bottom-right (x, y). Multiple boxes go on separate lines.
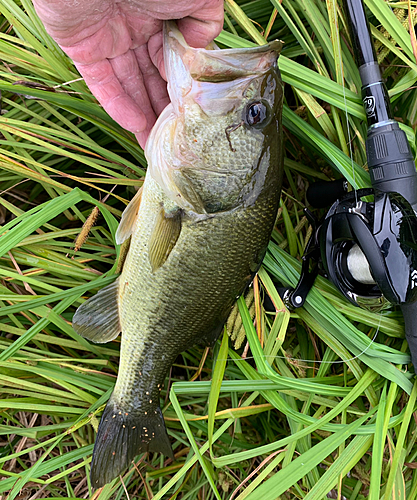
top-left (32, 0), bottom-right (224, 147)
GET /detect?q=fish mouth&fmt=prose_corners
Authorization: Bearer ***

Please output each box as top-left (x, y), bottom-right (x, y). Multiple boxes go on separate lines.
top-left (163, 21), bottom-right (283, 108)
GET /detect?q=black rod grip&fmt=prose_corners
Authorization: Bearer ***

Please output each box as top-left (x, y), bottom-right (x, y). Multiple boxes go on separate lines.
top-left (366, 122), bottom-right (417, 210)
top-left (306, 179), bottom-right (348, 208)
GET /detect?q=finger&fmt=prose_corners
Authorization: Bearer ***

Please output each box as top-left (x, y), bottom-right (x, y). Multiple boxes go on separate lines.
top-left (75, 58), bottom-right (147, 134)
top-left (177, 0), bottom-right (224, 48)
top-left (148, 2), bottom-right (224, 79)
top-left (147, 31), bottom-right (165, 82)
top-left (109, 50), bottom-right (158, 130)
top-left (135, 130), bottom-right (149, 150)
top-left (134, 44), bottom-right (169, 116)
top-left (177, 17), bottom-right (223, 49)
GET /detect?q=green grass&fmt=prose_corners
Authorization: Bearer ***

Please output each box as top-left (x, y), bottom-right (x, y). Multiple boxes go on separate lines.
top-left (0, 0), bottom-right (417, 498)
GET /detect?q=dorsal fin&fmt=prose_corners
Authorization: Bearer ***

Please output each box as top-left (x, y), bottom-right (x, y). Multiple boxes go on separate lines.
top-left (115, 187), bottom-right (143, 245)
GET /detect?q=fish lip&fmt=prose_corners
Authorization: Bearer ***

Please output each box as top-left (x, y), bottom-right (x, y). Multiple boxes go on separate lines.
top-left (163, 20), bottom-right (283, 56)
top-left (162, 21), bottom-right (284, 116)
top-left (163, 20), bottom-right (284, 54)
top-left (163, 21), bottom-right (283, 87)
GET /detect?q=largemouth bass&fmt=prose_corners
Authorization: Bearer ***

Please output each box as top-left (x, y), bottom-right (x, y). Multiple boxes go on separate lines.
top-left (73, 22), bottom-right (283, 487)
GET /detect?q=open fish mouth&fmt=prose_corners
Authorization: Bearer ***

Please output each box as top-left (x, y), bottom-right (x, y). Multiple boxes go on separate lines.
top-left (163, 21), bottom-right (282, 112)
top-left (164, 20), bottom-right (282, 81)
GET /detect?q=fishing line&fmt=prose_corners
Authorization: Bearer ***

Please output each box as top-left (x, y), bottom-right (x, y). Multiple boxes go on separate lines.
top-left (214, 312), bottom-right (382, 366)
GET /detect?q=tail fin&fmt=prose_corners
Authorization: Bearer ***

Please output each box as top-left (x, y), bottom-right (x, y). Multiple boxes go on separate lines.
top-left (91, 397), bottom-right (173, 487)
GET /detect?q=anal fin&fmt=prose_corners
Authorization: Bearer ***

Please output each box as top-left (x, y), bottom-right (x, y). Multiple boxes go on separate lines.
top-left (72, 278), bottom-right (121, 343)
top-left (148, 207), bottom-right (182, 272)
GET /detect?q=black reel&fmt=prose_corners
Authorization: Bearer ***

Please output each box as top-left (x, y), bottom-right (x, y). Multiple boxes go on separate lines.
top-left (282, 186), bottom-right (417, 311)
top-left (318, 188), bottom-right (417, 309)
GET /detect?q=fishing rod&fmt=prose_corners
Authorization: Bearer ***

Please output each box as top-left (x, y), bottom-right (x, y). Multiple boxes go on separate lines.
top-left (282, 0), bottom-right (417, 371)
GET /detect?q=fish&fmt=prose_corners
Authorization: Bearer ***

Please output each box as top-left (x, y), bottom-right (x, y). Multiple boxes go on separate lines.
top-left (72, 21), bottom-right (284, 487)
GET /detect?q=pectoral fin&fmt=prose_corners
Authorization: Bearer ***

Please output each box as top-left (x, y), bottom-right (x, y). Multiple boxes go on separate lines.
top-left (72, 279), bottom-right (121, 343)
top-left (115, 187), bottom-right (143, 245)
top-left (148, 208), bottom-right (182, 271)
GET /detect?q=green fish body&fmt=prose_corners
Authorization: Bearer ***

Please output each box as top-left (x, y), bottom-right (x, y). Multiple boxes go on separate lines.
top-left (73, 22), bottom-right (283, 487)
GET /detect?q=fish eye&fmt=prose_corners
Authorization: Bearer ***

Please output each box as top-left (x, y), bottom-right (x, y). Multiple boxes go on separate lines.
top-left (244, 100), bottom-right (270, 128)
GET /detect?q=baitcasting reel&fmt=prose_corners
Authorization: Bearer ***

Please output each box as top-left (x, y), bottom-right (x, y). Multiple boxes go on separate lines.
top-left (282, 0), bottom-right (417, 371)
top-left (305, 186), bottom-right (417, 310)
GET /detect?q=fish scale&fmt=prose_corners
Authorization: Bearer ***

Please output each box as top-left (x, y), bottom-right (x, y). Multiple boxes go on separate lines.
top-left (72, 21), bottom-right (284, 487)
